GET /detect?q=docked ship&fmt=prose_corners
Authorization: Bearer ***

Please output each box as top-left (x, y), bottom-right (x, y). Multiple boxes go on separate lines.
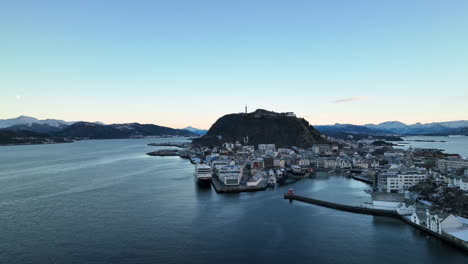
top-left (194, 164), bottom-right (213, 182)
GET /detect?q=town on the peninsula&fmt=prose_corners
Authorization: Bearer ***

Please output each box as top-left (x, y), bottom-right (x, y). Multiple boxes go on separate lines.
top-left (148, 109), bottom-right (468, 252)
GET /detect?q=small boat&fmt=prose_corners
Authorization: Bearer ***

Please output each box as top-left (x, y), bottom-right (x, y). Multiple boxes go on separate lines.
top-left (268, 176), bottom-right (277, 187)
top-left (190, 156), bottom-right (201, 164)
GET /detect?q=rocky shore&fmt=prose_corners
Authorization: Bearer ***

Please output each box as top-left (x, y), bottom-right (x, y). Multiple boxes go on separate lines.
top-left (146, 149), bottom-right (181, 156)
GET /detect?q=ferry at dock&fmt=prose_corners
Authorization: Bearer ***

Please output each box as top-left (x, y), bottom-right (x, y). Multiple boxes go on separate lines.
top-left (194, 164), bottom-right (213, 182)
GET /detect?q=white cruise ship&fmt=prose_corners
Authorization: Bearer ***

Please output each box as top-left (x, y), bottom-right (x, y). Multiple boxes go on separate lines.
top-left (194, 164), bottom-right (213, 182)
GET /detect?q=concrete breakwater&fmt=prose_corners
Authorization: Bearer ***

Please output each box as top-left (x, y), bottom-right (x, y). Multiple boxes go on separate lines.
top-left (284, 193), bottom-right (398, 218)
top-left (146, 149), bottom-right (180, 156)
top-left (350, 175), bottom-right (373, 184)
top-left (284, 193), bottom-right (468, 253)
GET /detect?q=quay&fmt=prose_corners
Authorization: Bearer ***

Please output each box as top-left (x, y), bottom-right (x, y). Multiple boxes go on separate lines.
top-left (284, 192), bottom-right (468, 253)
top-left (351, 174), bottom-right (373, 184)
top-left (211, 177), bottom-right (268, 193)
top-left (284, 193), bottom-right (398, 218)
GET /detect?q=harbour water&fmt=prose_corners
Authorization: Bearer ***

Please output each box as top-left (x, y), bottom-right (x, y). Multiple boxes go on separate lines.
top-left (394, 135), bottom-right (468, 158)
top-left (0, 138), bottom-right (466, 263)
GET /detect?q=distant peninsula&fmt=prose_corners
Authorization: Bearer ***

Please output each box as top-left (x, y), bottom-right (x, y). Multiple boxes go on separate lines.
top-left (0, 116), bottom-right (198, 146)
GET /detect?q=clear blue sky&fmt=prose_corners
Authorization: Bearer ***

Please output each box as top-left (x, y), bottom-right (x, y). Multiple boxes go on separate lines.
top-left (1, 0), bottom-right (467, 128)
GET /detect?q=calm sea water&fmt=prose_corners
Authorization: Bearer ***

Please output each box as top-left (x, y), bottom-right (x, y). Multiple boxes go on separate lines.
top-left (0, 138), bottom-right (466, 264)
top-left (394, 136), bottom-right (468, 158)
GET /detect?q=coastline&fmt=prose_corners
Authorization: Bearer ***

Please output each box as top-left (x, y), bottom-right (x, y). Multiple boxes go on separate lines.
top-left (284, 192), bottom-right (468, 254)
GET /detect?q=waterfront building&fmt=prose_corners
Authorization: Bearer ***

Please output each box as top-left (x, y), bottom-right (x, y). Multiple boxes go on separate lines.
top-left (396, 204), bottom-right (415, 215)
top-left (437, 158), bottom-right (468, 170)
top-left (211, 160), bottom-right (229, 170)
top-left (411, 211), bottom-right (427, 226)
top-left (378, 168), bottom-right (427, 193)
top-left (218, 165), bottom-right (243, 185)
top-left (247, 172), bottom-right (264, 187)
top-left (387, 170), bottom-right (427, 192)
top-left (352, 158), bottom-right (369, 169)
top-left (426, 211), bottom-right (450, 234)
top-left (377, 172), bottom-right (398, 192)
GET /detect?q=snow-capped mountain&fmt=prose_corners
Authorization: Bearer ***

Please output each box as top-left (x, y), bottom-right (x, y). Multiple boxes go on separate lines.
top-left (316, 120), bottom-right (468, 136)
top-left (0, 115), bottom-right (75, 129)
top-left (365, 121), bottom-right (408, 132)
top-left (364, 120), bottom-right (468, 134)
top-left (182, 126), bottom-right (207, 135)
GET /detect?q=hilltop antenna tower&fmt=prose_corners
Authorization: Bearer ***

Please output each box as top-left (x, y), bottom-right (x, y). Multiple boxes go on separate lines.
top-left (245, 104), bottom-right (247, 114)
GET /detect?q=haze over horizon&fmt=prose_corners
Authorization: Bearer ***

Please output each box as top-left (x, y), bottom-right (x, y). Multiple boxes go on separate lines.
top-left (2, 113), bottom-right (468, 130)
top-left (2, 1), bottom-right (467, 128)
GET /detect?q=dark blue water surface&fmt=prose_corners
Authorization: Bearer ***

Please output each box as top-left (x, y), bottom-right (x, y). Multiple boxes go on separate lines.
top-left (0, 138), bottom-right (466, 264)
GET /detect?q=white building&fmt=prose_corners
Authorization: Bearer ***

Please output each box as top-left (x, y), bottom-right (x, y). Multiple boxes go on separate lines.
top-left (437, 158), bottom-right (468, 170)
top-left (218, 165), bottom-right (243, 185)
top-left (411, 211), bottom-right (427, 226)
top-left (379, 168), bottom-right (427, 193)
top-left (311, 144), bottom-right (334, 155)
top-left (460, 178), bottom-right (468, 191)
top-left (222, 142), bottom-right (235, 150)
top-left (273, 159), bottom-right (285, 168)
top-left (352, 158), bottom-right (369, 169)
top-left (298, 159), bottom-right (310, 166)
top-left (258, 144), bottom-right (276, 152)
top-left (211, 160), bottom-right (229, 170)
top-left (426, 211), bottom-right (450, 234)
top-left (247, 172), bottom-right (264, 187)
top-left (396, 204), bottom-right (415, 215)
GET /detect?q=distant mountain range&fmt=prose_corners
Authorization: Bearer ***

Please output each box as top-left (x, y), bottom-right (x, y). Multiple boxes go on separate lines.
top-left (0, 115), bottom-right (75, 132)
top-left (315, 120), bottom-right (468, 138)
top-left (182, 126), bottom-right (207, 135)
top-left (0, 116), bottom-right (198, 144)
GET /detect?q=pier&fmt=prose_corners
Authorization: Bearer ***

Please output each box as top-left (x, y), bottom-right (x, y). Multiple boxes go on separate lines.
top-left (351, 175), bottom-right (374, 185)
top-left (211, 177), bottom-right (268, 193)
top-left (284, 193), bottom-right (398, 218)
top-left (284, 192), bottom-right (468, 253)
